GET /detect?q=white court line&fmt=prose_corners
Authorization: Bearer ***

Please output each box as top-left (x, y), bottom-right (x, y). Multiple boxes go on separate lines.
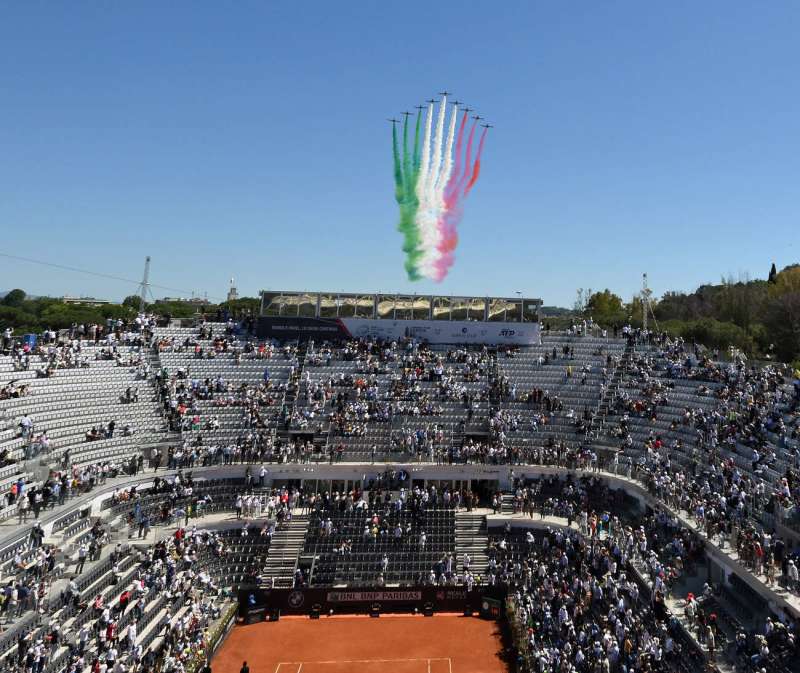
top-left (278, 659), bottom-right (449, 665)
top-left (278, 658), bottom-right (452, 672)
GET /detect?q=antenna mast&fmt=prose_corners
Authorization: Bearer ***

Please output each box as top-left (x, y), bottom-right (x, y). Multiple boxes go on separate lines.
top-left (137, 256), bottom-right (151, 313)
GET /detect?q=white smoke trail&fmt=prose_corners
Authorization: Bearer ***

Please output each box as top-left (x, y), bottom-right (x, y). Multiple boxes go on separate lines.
top-left (418, 103), bottom-right (459, 279)
top-left (417, 96), bottom-right (450, 278)
top-left (426, 94), bottom-right (447, 203)
top-left (434, 102), bottom-right (458, 202)
top-left (413, 103), bottom-right (437, 279)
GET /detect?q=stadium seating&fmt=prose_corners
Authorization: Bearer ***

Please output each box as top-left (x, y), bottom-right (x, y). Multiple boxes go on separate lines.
top-left (304, 501), bottom-right (455, 586)
top-left (0, 318), bottom-right (799, 673)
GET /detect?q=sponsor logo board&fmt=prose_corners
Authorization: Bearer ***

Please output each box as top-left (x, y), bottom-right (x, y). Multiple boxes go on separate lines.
top-left (341, 319), bottom-right (539, 345)
top-left (258, 317), bottom-right (540, 345)
top-left (325, 590), bottom-right (422, 603)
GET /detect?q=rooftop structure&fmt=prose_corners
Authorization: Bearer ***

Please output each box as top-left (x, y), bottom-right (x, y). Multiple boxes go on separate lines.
top-left (260, 290), bottom-right (542, 322)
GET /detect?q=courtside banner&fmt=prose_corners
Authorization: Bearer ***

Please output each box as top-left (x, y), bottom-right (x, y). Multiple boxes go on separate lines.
top-left (257, 316), bottom-right (540, 345)
top-left (238, 586), bottom-right (505, 617)
top-left (256, 317), bottom-right (348, 341)
top-left (326, 590), bottom-right (422, 602)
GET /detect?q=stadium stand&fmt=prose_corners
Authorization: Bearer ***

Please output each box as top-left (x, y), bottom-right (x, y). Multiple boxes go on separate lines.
top-left (0, 314), bottom-right (799, 673)
top-left (302, 487), bottom-right (456, 587)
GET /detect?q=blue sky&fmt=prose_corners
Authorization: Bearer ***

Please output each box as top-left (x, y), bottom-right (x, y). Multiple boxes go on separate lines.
top-left (1, 2), bottom-right (798, 306)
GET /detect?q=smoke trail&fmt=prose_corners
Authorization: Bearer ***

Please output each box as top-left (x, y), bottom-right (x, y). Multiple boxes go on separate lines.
top-left (391, 93), bottom-right (490, 282)
top-left (402, 113), bottom-right (412, 190)
top-left (427, 105), bottom-right (460, 279)
top-left (435, 106), bottom-right (457, 201)
top-left (458, 118), bottom-right (479, 192)
top-left (415, 103), bottom-right (434, 206)
top-left (396, 105), bottom-right (431, 281)
top-left (412, 108), bottom-right (422, 172)
top-left (425, 95), bottom-right (447, 201)
top-left (417, 97), bottom-right (447, 277)
top-left (392, 122), bottom-right (403, 202)
top-left (432, 204), bottom-right (461, 282)
top-left (444, 110), bottom-right (468, 206)
top-left (465, 126), bottom-right (488, 194)
top-left (393, 120), bottom-right (423, 281)
top-left (434, 124), bottom-right (488, 282)
top-left (434, 103), bottom-right (458, 197)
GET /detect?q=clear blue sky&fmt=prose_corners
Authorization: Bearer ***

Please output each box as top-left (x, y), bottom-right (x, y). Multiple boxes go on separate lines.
top-left (2, 2), bottom-right (798, 306)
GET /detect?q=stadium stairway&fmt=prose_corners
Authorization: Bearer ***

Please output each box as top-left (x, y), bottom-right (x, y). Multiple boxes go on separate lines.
top-left (261, 512), bottom-right (308, 588)
top-left (595, 340), bottom-right (633, 422)
top-left (454, 511), bottom-right (488, 576)
top-left (629, 551), bottom-right (738, 673)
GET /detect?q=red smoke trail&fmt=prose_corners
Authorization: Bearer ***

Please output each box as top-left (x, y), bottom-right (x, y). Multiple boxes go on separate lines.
top-left (433, 123), bottom-right (487, 281)
top-left (457, 119), bottom-right (479, 194)
top-left (444, 110), bottom-right (469, 207)
top-left (465, 127), bottom-right (488, 195)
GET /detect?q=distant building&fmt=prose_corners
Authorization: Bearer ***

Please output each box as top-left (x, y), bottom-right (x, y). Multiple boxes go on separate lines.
top-left (155, 296), bottom-right (210, 306)
top-left (227, 277), bottom-right (239, 303)
top-left (62, 296), bottom-right (114, 306)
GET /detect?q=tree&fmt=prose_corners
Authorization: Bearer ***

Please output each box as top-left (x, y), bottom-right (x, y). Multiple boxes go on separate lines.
top-left (763, 292), bottom-right (800, 362)
top-left (573, 288), bottom-right (592, 314)
top-left (661, 318), bottom-right (756, 354)
top-left (0, 306), bottom-right (39, 333)
top-left (771, 266), bottom-right (800, 297)
top-left (123, 295), bottom-right (143, 310)
top-left (715, 274), bottom-right (767, 333)
top-left (586, 290), bottom-right (626, 326)
top-left (150, 301), bottom-right (202, 319)
top-left (2, 289), bottom-right (26, 307)
top-left (654, 292), bottom-right (695, 322)
top-left (769, 263), bottom-right (778, 284)
top-left (226, 297), bottom-right (261, 315)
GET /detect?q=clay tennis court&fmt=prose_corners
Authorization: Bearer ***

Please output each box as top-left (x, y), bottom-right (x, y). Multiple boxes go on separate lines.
top-left (213, 614), bottom-right (510, 673)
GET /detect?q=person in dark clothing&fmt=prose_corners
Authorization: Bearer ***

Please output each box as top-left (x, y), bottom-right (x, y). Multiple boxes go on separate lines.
top-left (240, 663), bottom-right (249, 673)
top-left (16, 633), bottom-right (28, 666)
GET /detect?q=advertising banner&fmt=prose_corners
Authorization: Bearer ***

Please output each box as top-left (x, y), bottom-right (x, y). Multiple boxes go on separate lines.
top-left (257, 317), bottom-right (540, 345)
top-left (341, 318), bottom-right (540, 345)
top-left (326, 590), bottom-right (422, 603)
top-left (257, 317), bottom-right (349, 341)
top-left (238, 585), bottom-right (504, 618)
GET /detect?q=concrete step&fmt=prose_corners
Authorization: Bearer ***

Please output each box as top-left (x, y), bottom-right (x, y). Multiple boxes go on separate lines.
top-left (455, 512), bottom-right (489, 577)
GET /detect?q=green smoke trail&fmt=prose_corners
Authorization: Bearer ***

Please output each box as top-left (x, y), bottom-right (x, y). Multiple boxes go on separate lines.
top-left (392, 122), bottom-right (403, 202)
top-left (412, 109), bottom-right (422, 172)
top-left (394, 114), bottom-right (423, 280)
top-left (402, 112), bottom-right (412, 188)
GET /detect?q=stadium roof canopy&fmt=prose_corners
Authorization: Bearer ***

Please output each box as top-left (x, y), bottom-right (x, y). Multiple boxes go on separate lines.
top-left (259, 290), bottom-right (542, 323)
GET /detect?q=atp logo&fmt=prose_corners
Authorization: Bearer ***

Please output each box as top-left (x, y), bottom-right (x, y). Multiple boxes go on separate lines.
top-left (499, 330), bottom-right (516, 337)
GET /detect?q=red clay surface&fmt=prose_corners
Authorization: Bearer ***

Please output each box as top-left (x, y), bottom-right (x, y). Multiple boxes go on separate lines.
top-left (213, 614), bottom-right (509, 673)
